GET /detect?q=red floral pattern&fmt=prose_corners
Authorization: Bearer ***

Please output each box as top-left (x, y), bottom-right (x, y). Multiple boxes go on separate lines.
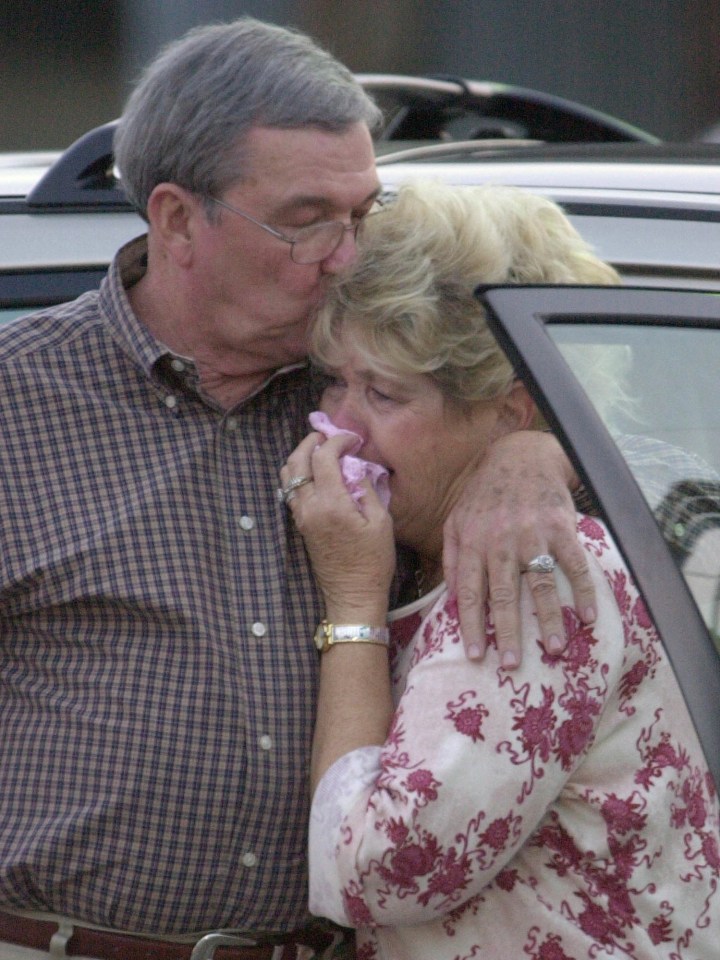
top-left (309, 519), bottom-right (720, 959)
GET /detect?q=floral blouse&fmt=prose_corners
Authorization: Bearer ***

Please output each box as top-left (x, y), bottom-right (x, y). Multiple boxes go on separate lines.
top-left (309, 516), bottom-right (720, 959)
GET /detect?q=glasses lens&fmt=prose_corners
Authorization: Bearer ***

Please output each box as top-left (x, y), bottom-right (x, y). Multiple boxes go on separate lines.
top-left (291, 221), bottom-right (348, 264)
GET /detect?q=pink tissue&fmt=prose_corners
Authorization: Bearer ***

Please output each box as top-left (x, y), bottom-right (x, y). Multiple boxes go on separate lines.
top-left (309, 411), bottom-right (390, 509)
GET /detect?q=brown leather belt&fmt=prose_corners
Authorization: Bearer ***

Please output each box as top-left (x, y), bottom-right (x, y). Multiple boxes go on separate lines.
top-left (0, 910), bottom-right (328, 959)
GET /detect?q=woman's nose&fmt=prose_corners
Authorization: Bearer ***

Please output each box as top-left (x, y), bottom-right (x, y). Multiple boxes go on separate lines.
top-left (324, 394), bottom-right (367, 441)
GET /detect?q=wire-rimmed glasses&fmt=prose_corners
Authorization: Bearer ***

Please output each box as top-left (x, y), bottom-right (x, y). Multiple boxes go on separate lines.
top-left (207, 195), bottom-right (365, 265)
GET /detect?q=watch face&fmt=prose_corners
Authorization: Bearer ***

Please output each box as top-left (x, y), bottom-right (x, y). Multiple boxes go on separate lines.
top-left (313, 622), bottom-right (389, 653)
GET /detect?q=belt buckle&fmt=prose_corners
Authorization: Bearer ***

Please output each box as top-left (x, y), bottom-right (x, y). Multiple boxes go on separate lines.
top-left (49, 920), bottom-right (74, 960)
top-left (190, 932), bottom-right (260, 960)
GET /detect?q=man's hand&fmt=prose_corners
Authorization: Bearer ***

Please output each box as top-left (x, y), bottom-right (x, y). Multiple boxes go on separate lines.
top-left (443, 431), bottom-right (597, 668)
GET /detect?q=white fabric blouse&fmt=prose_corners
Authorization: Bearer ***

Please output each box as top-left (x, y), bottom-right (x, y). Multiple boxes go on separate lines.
top-left (309, 516), bottom-right (720, 959)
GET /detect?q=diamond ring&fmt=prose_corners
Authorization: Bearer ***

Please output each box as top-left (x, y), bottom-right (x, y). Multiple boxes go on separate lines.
top-left (523, 554), bottom-right (556, 574)
top-left (277, 475), bottom-right (313, 505)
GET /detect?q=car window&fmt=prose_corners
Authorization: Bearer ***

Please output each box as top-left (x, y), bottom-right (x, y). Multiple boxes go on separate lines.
top-left (0, 268), bottom-right (108, 327)
top-left (0, 309), bottom-right (32, 326)
top-left (548, 320), bottom-right (720, 647)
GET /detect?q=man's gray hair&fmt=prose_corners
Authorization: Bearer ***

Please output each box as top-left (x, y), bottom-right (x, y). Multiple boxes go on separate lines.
top-left (114, 17), bottom-right (383, 217)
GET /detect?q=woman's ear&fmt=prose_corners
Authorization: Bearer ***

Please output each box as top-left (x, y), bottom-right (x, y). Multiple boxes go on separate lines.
top-left (497, 379), bottom-right (537, 433)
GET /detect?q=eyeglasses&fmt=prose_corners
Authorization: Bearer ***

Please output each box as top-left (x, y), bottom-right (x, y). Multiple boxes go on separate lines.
top-left (207, 195), bottom-right (363, 265)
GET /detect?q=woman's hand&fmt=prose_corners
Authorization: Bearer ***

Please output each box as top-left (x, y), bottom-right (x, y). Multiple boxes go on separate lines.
top-left (281, 432), bottom-right (396, 625)
top-left (443, 430), bottom-right (597, 667)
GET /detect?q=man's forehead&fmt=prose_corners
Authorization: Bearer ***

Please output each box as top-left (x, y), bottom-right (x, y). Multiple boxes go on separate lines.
top-left (239, 124), bottom-right (379, 205)
top-left (272, 185), bottom-right (381, 216)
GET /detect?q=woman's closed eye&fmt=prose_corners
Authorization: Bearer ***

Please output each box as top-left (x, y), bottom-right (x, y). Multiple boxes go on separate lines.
top-left (369, 386), bottom-right (398, 404)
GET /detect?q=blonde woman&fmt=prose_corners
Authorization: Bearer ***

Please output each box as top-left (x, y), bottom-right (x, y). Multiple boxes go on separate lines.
top-left (282, 183), bottom-right (720, 959)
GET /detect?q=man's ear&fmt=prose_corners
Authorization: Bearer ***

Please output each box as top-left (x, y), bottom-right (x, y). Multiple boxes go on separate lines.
top-left (498, 379), bottom-right (537, 432)
top-left (146, 183), bottom-right (201, 268)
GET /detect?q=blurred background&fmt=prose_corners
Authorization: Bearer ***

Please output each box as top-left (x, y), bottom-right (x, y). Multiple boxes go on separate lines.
top-left (2, 0), bottom-right (719, 152)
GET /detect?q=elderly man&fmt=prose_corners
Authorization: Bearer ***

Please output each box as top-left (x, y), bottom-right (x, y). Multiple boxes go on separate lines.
top-left (0, 18), bottom-right (592, 960)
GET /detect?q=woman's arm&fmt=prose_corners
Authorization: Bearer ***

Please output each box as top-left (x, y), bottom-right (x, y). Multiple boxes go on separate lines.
top-left (281, 432), bottom-right (396, 791)
top-left (311, 643), bottom-right (392, 794)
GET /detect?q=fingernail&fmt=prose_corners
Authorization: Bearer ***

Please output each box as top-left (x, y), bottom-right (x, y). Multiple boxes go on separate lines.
top-left (548, 634), bottom-right (564, 655)
top-left (467, 643), bottom-right (483, 660)
top-left (501, 650), bottom-right (519, 670)
top-left (584, 606), bottom-right (597, 623)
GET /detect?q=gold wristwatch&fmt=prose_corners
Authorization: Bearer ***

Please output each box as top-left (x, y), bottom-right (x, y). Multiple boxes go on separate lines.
top-left (314, 620), bottom-right (389, 654)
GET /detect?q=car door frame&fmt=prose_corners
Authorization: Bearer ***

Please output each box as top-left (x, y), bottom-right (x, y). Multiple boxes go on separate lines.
top-left (479, 284), bottom-right (720, 792)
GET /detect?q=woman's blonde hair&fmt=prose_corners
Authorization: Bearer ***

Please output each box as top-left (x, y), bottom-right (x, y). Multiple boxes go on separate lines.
top-left (312, 181), bottom-right (622, 411)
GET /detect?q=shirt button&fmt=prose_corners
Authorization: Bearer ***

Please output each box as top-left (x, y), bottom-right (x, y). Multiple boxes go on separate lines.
top-left (164, 395), bottom-right (178, 409)
top-left (259, 735), bottom-right (273, 751)
top-left (251, 622), bottom-right (267, 638)
top-left (241, 852), bottom-right (257, 868)
top-left (238, 515), bottom-right (255, 531)
top-left (226, 417), bottom-right (238, 431)
top-left (171, 358), bottom-right (186, 372)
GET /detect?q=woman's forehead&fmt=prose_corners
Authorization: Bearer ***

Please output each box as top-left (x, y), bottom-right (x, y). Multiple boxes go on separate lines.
top-left (318, 330), bottom-right (409, 381)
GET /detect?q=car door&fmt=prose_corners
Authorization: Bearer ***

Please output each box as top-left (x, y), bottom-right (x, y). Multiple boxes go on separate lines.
top-left (479, 285), bottom-right (720, 791)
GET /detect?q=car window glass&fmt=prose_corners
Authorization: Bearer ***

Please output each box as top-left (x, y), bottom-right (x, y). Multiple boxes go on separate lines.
top-left (0, 309), bottom-right (31, 326)
top-left (548, 321), bottom-right (720, 649)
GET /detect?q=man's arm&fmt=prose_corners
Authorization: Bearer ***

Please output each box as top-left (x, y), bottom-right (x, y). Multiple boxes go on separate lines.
top-left (444, 430), bottom-right (597, 666)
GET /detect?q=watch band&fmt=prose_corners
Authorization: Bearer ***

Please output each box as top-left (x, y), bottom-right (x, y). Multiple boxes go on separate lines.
top-left (314, 620), bottom-right (389, 653)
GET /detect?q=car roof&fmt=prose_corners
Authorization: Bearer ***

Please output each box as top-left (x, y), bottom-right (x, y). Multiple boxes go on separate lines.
top-left (0, 151), bottom-right (63, 199)
top-left (376, 143), bottom-right (720, 206)
top-left (4, 140), bottom-right (720, 203)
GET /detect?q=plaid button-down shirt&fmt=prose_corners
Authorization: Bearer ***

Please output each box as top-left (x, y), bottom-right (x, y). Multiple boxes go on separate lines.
top-left (0, 237), bottom-right (328, 935)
